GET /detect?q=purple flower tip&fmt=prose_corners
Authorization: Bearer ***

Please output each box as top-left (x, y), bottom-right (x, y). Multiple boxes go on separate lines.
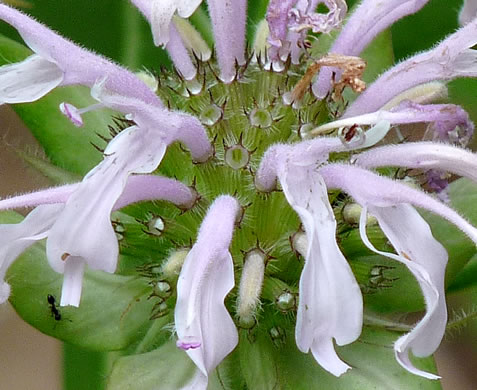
top-left (59, 102), bottom-right (84, 127)
top-left (176, 339), bottom-right (201, 350)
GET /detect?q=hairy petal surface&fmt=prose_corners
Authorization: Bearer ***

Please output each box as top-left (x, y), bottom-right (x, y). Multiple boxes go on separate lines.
top-left (354, 142), bottom-right (477, 183)
top-left (256, 120), bottom-right (391, 192)
top-left (175, 195), bottom-right (239, 389)
top-left (313, 102), bottom-right (473, 142)
top-left (207, 0), bottom-right (247, 82)
top-left (320, 164), bottom-right (476, 377)
top-left (91, 81), bottom-right (213, 162)
top-left (320, 163), bottom-right (477, 244)
top-left (0, 4), bottom-right (161, 105)
top-left (344, 17), bottom-right (477, 116)
top-left (0, 176), bottom-right (195, 211)
top-left (314, 0), bottom-right (429, 97)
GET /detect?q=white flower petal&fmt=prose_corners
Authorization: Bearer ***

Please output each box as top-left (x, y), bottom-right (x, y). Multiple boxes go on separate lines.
top-left (359, 205), bottom-right (445, 380)
top-left (279, 161), bottom-right (362, 377)
top-left (60, 256), bottom-right (86, 307)
top-left (0, 204), bottom-right (62, 303)
top-left (151, 0), bottom-right (180, 46)
top-left (0, 54), bottom-right (63, 103)
top-left (175, 196), bottom-right (239, 383)
top-left (176, 0), bottom-right (202, 18)
top-left (47, 126), bottom-right (166, 276)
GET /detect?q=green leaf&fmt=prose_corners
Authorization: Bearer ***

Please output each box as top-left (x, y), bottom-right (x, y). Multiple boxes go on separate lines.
top-left (5, 212), bottom-right (157, 351)
top-left (0, 34), bottom-right (119, 175)
top-left (391, 0), bottom-right (460, 61)
top-left (107, 340), bottom-right (239, 390)
top-left (15, 148), bottom-right (82, 184)
top-left (447, 253), bottom-right (477, 293)
top-left (64, 343), bottom-right (108, 390)
top-left (240, 326), bottom-right (441, 390)
top-left (106, 341), bottom-right (196, 390)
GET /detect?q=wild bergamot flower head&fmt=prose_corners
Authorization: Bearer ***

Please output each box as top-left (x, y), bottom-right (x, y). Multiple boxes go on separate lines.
top-left (1, 0), bottom-right (477, 388)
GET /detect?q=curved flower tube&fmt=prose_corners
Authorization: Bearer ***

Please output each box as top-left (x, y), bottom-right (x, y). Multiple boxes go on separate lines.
top-left (1, 0), bottom-right (477, 384)
top-left (255, 124), bottom-right (392, 376)
top-left (46, 126), bottom-right (166, 306)
top-left (314, 0), bottom-right (429, 97)
top-left (0, 175), bottom-right (196, 212)
top-left (175, 195), bottom-right (240, 389)
top-left (354, 142), bottom-right (477, 182)
top-left (320, 164), bottom-right (477, 243)
top-left (0, 5), bottom-right (215, 308)
top-left (0, 174), bottom-right (196, 307)
top-left (312, 101), bottom-right (474, 143)
top-left (317, 163), bottom-right (476, 379)
top-left (344, 16), bottom-right (477, 117)
top-left (0, 4), bottom-right (161, 106)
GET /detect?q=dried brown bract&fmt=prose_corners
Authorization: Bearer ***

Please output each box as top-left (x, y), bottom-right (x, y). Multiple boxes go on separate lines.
top-left (290, 53), bottom-right (366, 103)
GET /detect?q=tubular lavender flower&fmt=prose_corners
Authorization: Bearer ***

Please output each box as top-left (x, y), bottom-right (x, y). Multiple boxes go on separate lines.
top-left (312, 101), bottom-right (474, 143)
top-left (313, 0), bottom-right (430, 98)
top-left (0, 5), bottom-right (212, 306)
top-left (319, 163), bottom-right (477, 378)
top-left (343, 15), bottom-right (477, 117)
top-left (175, 195), bottom-right (239, 389)
top-left (0, 4), bottom-right (161, 106)
top-left (0, 0), bottom-right (477, 388)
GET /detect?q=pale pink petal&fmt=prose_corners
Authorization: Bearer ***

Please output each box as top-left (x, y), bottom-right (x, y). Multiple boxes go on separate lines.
top-left (46, 126), bottom-right (166, 277)
top-left (0, 54), bottom-right (63, 104)
top-left (207, 0), bottom-right (247, 82)
top-left (276, 152), bottom-right (362, 377)
top-left (359, 204), bottom-right (445, 380)
top-left (344, 18), bottom-right (477, 117)
top-left (354, 142), bottom-right (477, 183)
top-left (175, 196), bottom-right (239, 386)
top-left (0, 205), bottom-right (62, 303)
top-left (320, 164), bottom-right (477, 244)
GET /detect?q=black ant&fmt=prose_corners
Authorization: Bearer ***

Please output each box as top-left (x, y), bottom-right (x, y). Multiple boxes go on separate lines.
top-left (47, 294), bottom-right (62, 321)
